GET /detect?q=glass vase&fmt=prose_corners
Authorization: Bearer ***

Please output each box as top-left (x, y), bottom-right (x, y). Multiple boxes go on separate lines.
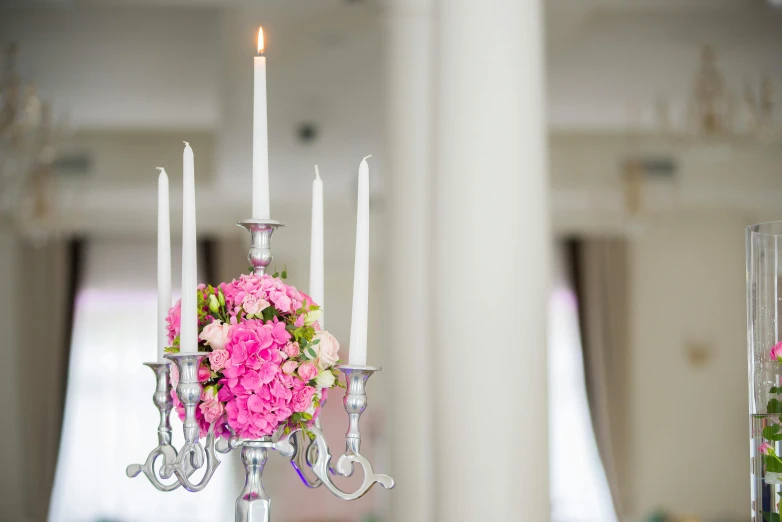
top-left (747, 222), bottom-right (782, 522)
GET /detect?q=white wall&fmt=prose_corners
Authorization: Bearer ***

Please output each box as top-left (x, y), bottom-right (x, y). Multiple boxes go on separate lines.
top-left (626, 212), bottom-right (749, 520)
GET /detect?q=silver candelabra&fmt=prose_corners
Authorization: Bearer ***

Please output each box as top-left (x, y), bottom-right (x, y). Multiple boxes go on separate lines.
top-left (126, 218), bottom-right (394, 522)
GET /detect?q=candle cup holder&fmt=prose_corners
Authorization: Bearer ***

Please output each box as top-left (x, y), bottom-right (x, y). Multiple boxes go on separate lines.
top-left (237, 219), bottom-right (285, 276)
top-left (161, 352), bottom-right (221, 492)
top-left (128, 217), bottom-right (393, 522)
top-left (126, 361), bottom-right (184, 492)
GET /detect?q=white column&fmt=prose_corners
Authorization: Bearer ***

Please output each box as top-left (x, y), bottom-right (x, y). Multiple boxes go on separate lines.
top-left (433, 0), bottom-right (549, 520)
top-left (384, 0), bottom-right (435, 520)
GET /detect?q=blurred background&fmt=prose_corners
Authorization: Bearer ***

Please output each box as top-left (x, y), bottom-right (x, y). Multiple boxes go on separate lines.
top-left (2, 0), bottom-right (782, 521)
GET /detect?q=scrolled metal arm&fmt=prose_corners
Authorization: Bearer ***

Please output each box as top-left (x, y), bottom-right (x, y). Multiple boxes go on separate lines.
top-left (126, 362), bottom-right (185, 492)
top-left (159, 352), bottom-right (221, 492)
top-left (278, 365), bottom-right (395, 501)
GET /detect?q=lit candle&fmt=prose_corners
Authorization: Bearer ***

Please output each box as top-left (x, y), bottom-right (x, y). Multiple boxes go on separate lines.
top-left (180, 142), bottom-right (198, 353)
top-left (157, 167), bottom-right (171, 362)
top-left (310, 166), bottom-right (324, 327)
top-left (252, 26), bottom-right (270, 219)
top-left (348, 156), bottom-right (371, 366)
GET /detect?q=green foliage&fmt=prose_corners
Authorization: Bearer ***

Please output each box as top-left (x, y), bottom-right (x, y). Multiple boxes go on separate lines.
top-left (261, 305), bottom-right (280, 322)
top-left (765, 424), bottom-right (782, 441)
top-left (768, 398), bottom-right (782, 414)
top-left (762, 512), bottom-right (781, 522)
top-left (772, 387), bottom-right (782, 394)
top-left (766, 454), bottom-right (782, 473)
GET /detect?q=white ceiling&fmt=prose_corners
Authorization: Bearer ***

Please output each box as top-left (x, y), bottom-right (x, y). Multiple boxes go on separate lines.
top-left (2, 0), bottom-right (780, 131)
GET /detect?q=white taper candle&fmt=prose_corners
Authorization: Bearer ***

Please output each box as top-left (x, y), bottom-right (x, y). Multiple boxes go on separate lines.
top-left (180, 142), bottom-right (198, 353)
top-left (348, 156), bottom-right (371, 365)
top-left (252, 26), bottom-right (270, 219)
top-left (310, 166), bottom-right (324, 327)
top-left (157, 167), bottom-right (171, 362)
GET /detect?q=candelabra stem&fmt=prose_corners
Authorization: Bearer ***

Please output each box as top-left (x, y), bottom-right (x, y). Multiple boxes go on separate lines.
top-left (236, 439), bottom-right (273, 522)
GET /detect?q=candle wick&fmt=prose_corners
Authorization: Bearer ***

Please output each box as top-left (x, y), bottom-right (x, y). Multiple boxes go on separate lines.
top-left (183, 141), bottom-right (190, 147)
top-left (362, 155), bottom-right (372, 163)
top-left (156, 166), bottom-right (165, 173)
top-left (314, 165), bottom-right (321, 180)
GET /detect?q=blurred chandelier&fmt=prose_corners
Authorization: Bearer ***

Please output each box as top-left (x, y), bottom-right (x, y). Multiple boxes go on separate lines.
top-left (650, 45), bottom-right (779, 143)
top-left (0, 42), bottom-right (62, 233)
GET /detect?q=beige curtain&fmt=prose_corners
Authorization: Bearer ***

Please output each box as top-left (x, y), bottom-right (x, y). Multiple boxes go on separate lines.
top-left (572, 237), bottom-right (630, 519)
top-left (17, 238), bottom-right (78, 522)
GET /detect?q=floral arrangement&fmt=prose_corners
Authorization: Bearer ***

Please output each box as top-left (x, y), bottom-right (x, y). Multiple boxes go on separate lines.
top-left (759, 342), bottom-right (782, 492)
top-left (165, 271), bottom-right (342, 440)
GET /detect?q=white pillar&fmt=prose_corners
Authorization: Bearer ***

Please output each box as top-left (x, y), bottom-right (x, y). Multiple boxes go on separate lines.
top-left (384, 0), bottom-right (435, 520)
top-left (433, 0), bottom-right (550, 520)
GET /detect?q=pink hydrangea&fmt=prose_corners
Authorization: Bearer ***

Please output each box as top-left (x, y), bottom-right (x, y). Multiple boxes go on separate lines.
top-left (771, 341), bottom-right (782, 362)
top-left (167, 273), bottom-right (337, 441)
top-left (761, 442), bottom-right (774, 455)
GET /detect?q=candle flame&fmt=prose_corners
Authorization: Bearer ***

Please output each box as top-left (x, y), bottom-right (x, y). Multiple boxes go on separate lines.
top-left (257, 26), bottom-right (265, 55)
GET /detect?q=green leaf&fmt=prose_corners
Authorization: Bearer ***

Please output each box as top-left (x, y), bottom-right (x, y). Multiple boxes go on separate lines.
top-left (272, 271), bottom-right (279, 278)
top-left (261, 306), bottom-right (279, 322)
top-left (306, 347), bottom-right (317, 359)
top-left (311, 339), bottom-right (320, 345)
top-left (281, 270), bottom-right (287, 279)
top-left (766, 455), bottom-right (782, 472)
top-left (773, 387), bottom-right (782, 394)
top-left (769, 399), bottom-right (782, 413)
top-left (762, 512), bottom-right (781, 522)
top-left (765, 424), bottom-right (782, 441)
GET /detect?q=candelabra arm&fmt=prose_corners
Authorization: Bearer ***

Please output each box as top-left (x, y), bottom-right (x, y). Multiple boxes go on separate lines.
top-left (126, 362), bottom-right (184, 492)
top-left (162, 352), bottom-right (221, 492)
top-left (278, 366), bottom-right (394, 501)
top-left (288, 431), bottom-right (322, 488)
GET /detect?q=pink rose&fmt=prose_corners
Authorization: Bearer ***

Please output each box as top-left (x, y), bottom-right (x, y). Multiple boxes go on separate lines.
top-left (298, 362), bottom-right (318, 382)
top-left (761, 442), bottom-right (774, 455)
top-left (282, 360), bottom-right (298, 375)
top-left (208, 349), bottom-right (230, 371)
top-left (243, 294), bottom-right (270, 316)
top-left (771, 341), bottom-right (782, 362)
top-left (291, 386), bottom-right (316, 413)
top-left (199, 387), bottom-right (225, 424)
top-left (199, 320), bottom-right (231, 351)
top-left (314, 330), bottom-right (340, 370)
top-left (284, 342), bottom-right (300, 358)
top-left (198, 365), bottom-right (211, 383)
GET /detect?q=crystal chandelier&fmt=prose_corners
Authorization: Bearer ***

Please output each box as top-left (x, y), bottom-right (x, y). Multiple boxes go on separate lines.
top-left (0, 42), bottom-right (63, 233)
top-left (630, 45), bottom-right (779, 143)
top-left (685, 45), bottom-right (778, 141)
